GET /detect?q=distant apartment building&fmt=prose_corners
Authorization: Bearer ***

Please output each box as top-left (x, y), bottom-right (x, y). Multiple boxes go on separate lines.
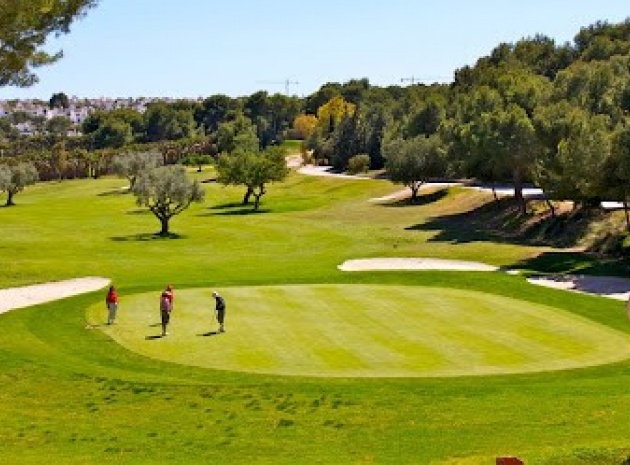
top-left (0, 96), bottom-right (199, 137)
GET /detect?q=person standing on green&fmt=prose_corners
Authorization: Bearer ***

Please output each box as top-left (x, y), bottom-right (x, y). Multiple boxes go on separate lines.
top-left (212, 291), bottom-right (226, 333)
top-left (160, 284), bottom-right (174, 336)
top-left (105, 285), bottom-right (119, 325)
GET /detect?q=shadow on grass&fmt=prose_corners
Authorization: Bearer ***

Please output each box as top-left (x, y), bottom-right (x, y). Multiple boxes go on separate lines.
top-left (198, 203), bottom-right (270, 216)
top-left (211, 208), bottom-right (270, 216)
top-left (381, 189), bottom-right (448, 208)
top-left (405, 206), bottom-right (508, 245)
top-left (404, 196), bottom-right (630, 276)
top-left (110, 232), bottom-right (186, 242)
top-left (125, 209), bottom-right (151, 215)
top-left (145, 335), bottom-right (164, 340)
top-left (98, 187), bottom-right (130, 196)
top-left (405, 198), bottom-right (589, 247)
top-left (513, 251), bottom-right (630, 277)
top-left (209, 202), bottom-right (246, 210)
top-left (198, 331), bottom-right (219, 337)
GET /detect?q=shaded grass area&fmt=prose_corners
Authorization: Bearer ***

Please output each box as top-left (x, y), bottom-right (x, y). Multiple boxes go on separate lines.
top-left (404, 191), bottom-right (630, 276)
top-left (514, 251), bottom-right (630, 276)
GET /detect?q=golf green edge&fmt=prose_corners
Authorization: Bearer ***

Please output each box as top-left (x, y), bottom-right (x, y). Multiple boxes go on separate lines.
top-left (88, 284), bottom-right (630, 378)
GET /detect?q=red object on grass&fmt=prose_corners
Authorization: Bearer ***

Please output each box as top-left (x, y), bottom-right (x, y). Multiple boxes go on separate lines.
top-left (496, 457), bottom-right (524, 465)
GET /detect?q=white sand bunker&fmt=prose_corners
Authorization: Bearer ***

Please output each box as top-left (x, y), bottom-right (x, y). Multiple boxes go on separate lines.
top-left (0, 277), bottom-right (111, 314)
top-left (339, 258), bottom-right (498, 272)
top-left (297, 165), bottom-right (370, 180)
top-left (338, 257), bottom-right (630, 302)
top-left (527, 275), bottom-right (630, 302)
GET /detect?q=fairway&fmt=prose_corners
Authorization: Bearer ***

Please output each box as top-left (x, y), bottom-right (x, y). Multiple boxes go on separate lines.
top-left (89, 284), bottom-right (630, 377)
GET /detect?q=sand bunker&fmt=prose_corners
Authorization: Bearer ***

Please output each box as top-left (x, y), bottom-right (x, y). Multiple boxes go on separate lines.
top-left (0, 277), bottom-right (111, 315)
top-left (527, 275), bottom-right (630, 302)
top-left (338, 257), bottom-right (630, 302)
top-left (339, 257), bottom-right (499, 272)
top-left (297, 165), bottom-right (370, 180)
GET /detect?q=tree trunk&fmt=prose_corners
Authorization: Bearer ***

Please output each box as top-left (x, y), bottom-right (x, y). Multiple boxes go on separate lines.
top-left (159, 216), bottom-right (169, 236)
top-left (512, 167), bottom-right (526, 213)
top-left (491, 181), bottom-right (500, 208)
top-left (6, 190), bottom-right (14, 206)
top-left (410, 184), bottom-right (420, 203)
top-left (253, 184), bottom-right (266, 211)
top-left (242, 186), bottom-right (253, 205)
top-left (545, 199), bottom-right (556, 218)
top-left (624, 198), bottom-right (630, 233)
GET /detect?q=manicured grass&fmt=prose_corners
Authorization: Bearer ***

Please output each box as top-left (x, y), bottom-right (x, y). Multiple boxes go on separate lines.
top-left (2, 171), bottom-right (630, 464)
top-left (90, 284), bottom-right (630, 378)
top-left (280, 139), bottom-right (302, 152)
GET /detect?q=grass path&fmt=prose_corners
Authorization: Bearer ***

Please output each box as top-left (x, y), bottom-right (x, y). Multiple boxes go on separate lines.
top-left (89, 284), bottom-right (630, 378)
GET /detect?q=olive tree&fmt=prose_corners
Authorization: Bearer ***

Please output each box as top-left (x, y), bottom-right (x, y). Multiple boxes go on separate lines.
top-left (383, 135), bottom-right (446, 202)
top-left (111, 151), bottom-right (161, 190)
top-left (131, 165), bottom-right (205, 236)
top-left (0, 162), bottom-right (39, 206)
top-left (217, 147), bottom-right (289, 211)
top-left (0, 165), bottom-right (10, 197)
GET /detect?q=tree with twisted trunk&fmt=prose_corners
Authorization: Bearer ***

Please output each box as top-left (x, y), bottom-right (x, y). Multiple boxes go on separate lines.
top-left (0, 162), bottom-right (39, 206)
top-left (132, 165), bottom-right (205, 236)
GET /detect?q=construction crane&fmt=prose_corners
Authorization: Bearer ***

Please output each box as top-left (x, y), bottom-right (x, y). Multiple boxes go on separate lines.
top-left (401, 75), bottom-right (451, 85)
top-left (257, 79), bottom-right (299, 95)
top-left (400, 76), bottom-right (421, 85)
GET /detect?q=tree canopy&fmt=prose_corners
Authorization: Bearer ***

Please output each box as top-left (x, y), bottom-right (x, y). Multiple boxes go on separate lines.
top-left (0, 161), bottom-right (39, 205)
top-left (132, 165), bottom-right (205, 236)
top-left (0, 0), bottom-right (98, 87)
top-left (383, 135), bottom-right (446, 202)
top-left (217, 147), bottom-right (289, 210)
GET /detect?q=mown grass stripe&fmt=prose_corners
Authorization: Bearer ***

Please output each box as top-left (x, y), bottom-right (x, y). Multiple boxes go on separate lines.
top-left (90, 284), bottom-right (630, 378)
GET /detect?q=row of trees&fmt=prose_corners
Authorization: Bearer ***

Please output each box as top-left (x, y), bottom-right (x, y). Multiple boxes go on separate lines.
top-left (296, 20), bottom-right (630, 231)
top-left (3, 3), bottom-right (630, 233)
top-left (0, 0), bottom-right (287, 235)
top-left (108, 140), bottom-right (288, 235)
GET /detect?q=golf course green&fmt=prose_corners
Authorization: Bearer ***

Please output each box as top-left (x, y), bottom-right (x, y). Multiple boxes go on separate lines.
top-left (2, 168), bottom-right (630, 464)
top-left (91, 284), bottom-right (630, 378)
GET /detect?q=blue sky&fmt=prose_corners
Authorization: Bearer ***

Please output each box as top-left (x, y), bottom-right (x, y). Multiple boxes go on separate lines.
top-left (1, 1), bottom-right (628, 100)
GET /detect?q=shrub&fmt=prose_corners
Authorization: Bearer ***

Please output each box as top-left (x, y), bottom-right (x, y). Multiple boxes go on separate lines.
top-left (347, 154), bottom-right (370, 175)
